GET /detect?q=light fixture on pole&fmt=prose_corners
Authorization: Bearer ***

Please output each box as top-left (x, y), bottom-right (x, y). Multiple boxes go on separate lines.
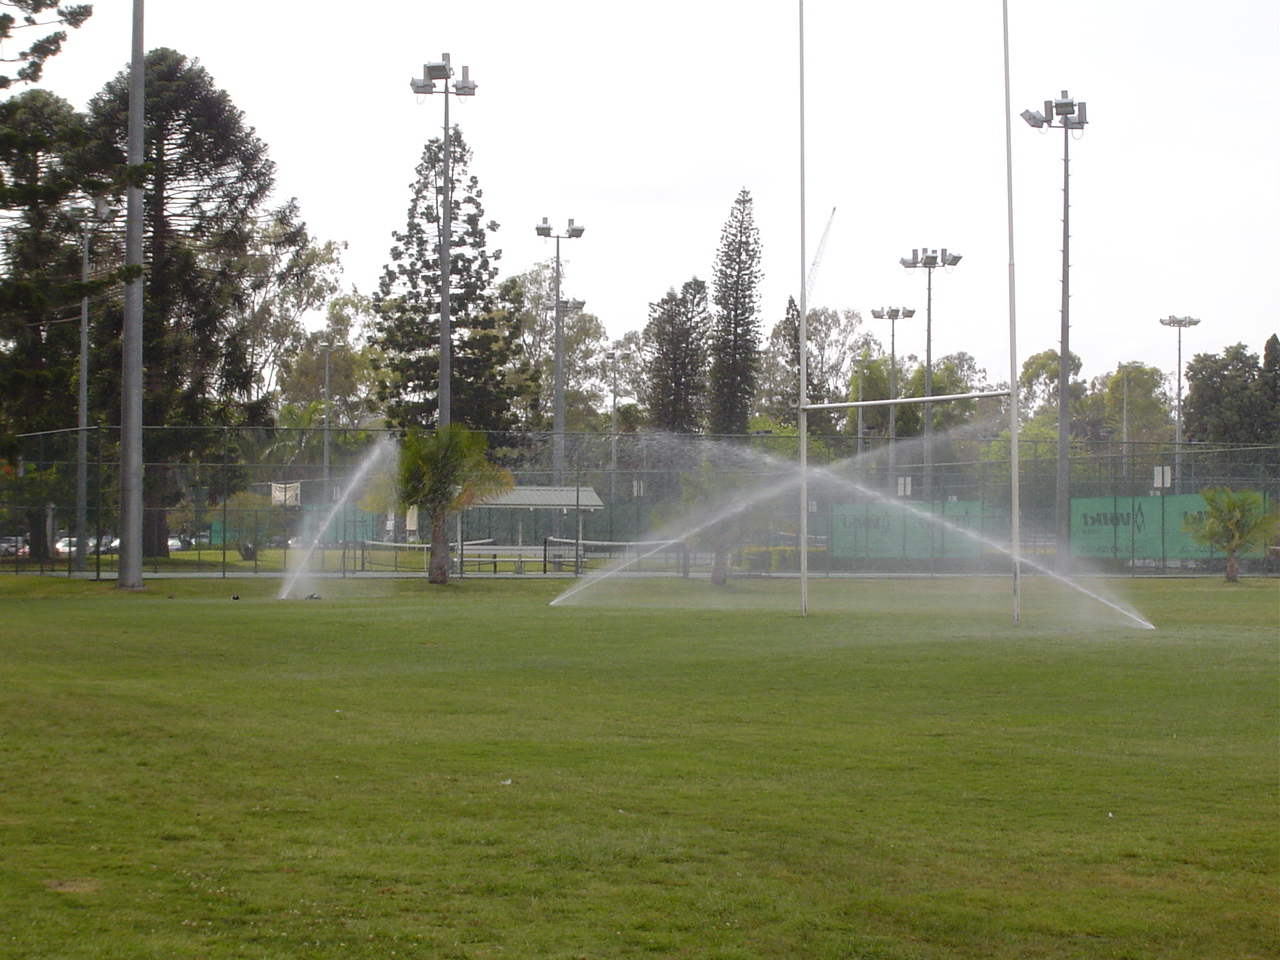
top-left (410, 53), bottom-right (477, 431)
top-left (69, 198), bottom-right (120, 572)
top-left (536, 217), bottom-right (585, 487)
top-left (1023, 89), bottom-right (1087, 567)
top-left (898, 248), bottom-right (960, 503)
top-left (870, 307), bottom-right (915, 477)
top-left (1159, 315), bottom-right (1200, 494)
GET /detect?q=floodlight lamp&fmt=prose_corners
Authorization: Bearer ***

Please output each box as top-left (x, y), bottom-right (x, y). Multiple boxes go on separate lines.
top-left (566, 219), bottom-right (585, 238)
top-left (898, 257), bottom-right (916, 269)
top-left (94, 198), bottom-right (122, 220)
top-left (902, 308), bottom-right (916, 318)
top-left (606, 351), bottom-right (616, 361)
top-left (1053, 94), bottom-right (1075, 116)
top-left (535, 217), bottom-right (552, 237)
top-left (887, 307), bottom-right (901, 320)
top-left (410, 78), bottom-right (435, 95)
top-left (1020, 108), bottom-right (1046, 128)
top-left (921, 252), bottom-right (939, 267)
top-left (424, 60), bottom-right (451, 81)
top-left (454, 66), bottom-right (477, 96)
top-left (871, 308), bottom-right (886, 320)
top-left (943, 252), bottom-right (962, 266)
top-left (68, 205), bottom-right (93, 219)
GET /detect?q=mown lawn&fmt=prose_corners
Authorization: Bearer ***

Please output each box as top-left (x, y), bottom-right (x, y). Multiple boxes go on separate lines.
top-left (0, 575), bottom-right (1275, 959)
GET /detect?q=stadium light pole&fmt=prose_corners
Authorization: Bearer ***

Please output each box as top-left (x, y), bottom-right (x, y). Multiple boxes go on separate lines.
top-left (1022, 90), bottom-right (1087, 568)
top-left (321, 339), bottom-right (331, 499)
top-left (606, 349), bottom-right (631, 503)
top-left (69, 199), bottom-right (119, 572)
top-left (411, 54), bottom-right (477, 432)
top-left (870, 307), bottom-right (915, 478)
top-left (536, 217), bottom-right (585, 487)
top-left (1159, 315), bottom-right (1200, 494)
top-left (117, 0), bottom-right (145, 590)
top-left (899, 249), bottom-right (960, 504)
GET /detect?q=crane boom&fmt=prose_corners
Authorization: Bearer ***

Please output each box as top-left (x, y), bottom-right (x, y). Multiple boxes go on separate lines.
top-left (805, 206), bottom-right (836, 302)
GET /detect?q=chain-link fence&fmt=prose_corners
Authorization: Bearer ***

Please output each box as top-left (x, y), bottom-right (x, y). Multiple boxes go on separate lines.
top-left (3, 425), bottom-right (1276, 578)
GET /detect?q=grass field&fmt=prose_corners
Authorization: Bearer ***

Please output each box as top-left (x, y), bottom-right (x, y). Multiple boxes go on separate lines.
top-left (0, 574), bottom-right (1275, 959)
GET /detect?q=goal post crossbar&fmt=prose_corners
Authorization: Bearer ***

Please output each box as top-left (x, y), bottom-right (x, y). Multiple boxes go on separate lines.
top-left (802, 389), bottom-right (1011, 413)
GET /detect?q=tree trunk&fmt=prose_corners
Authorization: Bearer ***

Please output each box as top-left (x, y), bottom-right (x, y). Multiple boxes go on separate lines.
top-left (429, 512), bottom-right (450, 584)
top-left (711, 546), bottom-right (728, 586)
top-left (1225, 553), bottom-right (1239, 583)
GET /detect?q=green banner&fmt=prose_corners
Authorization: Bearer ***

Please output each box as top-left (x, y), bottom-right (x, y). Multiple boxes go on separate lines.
top-left (831, 501), bottom-right (1007, 560)
top-left (1071, 494), bottom-right (1213, 561)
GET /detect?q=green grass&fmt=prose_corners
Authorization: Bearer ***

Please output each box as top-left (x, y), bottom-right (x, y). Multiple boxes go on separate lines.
top-left (0, 575), bottom-right (1276, 959)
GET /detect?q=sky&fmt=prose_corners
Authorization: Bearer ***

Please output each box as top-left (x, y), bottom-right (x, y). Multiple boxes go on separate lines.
top-left (18, 0), bottom-right (1280, 392)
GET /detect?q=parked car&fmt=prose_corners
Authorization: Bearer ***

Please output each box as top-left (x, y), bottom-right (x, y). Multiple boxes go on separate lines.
top-left (167, 536), bottom-right (185, 551)
top-left (0, 536), bottom-right (28, 557)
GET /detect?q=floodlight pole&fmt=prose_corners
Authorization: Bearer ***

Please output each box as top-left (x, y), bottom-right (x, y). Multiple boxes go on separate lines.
top-left (1002, 0), bottom-right (1022, 623)
top-left (870, 307), bottom-right (915, 478)
top-left (322, 340), bottom-right (331, 498)
top-left (797, 0), bottom-right (809, 616)
top-left (411, 54), bottom-right (478, 431)
top-left (607, 350), bottom-right (630, 503)
top-left (535, 218), bottom-right (585, 488)
top-left (1022, 90), bottom-right (1087, 569)
top-left (75, 217), bottom-right (89, 576)
top-left (1159, 315), bottom-right (1200, 494)
top-left (118, 0), bottom-right (145, 590)
top-left (70, 200), bottom-right (119, 573)
top-left (899, 249), bottom-right (961, 506)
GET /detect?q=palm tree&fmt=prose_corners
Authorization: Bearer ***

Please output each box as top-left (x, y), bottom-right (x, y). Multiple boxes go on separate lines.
top-left (1182, 487), bottom-right (1280, 582)
top-left (397, 426), bottom-right (513, 584)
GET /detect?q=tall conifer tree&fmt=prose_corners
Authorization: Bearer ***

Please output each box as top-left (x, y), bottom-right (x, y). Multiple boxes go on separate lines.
top-left (642, 278), bottom-right (708, 434)
top-left (707, 189), bottom-right (762, 436)
top-left (373, 127), bottom-right (530, 432)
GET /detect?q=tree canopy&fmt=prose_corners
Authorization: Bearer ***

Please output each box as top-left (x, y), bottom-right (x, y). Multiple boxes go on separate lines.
top-left (373, 126), bottom-right (531, 433)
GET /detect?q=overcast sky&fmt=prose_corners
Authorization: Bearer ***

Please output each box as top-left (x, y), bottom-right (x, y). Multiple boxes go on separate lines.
top-left (22, 0), bottom-right (1280, 390)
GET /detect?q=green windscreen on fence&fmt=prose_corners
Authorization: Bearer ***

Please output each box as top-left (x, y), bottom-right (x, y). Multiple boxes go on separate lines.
top-left (1072, 493), bottom-right (1218, 562)
top-left (830, 501), bottom-right (1008, 560)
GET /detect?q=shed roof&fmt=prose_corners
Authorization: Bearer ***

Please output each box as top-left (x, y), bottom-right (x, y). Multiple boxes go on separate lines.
top-left (479, 486), bottom-right (604, 511)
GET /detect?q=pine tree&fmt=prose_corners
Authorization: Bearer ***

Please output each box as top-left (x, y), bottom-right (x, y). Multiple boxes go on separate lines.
top-left (373, 126), bottom-right (531, 433)
top-left (87, 48), bottom-right (285, 554)
top-left (707, 189), bottom-right (762, 436)
top-left (642, 279), bottom-right (708, 434)
top-left (0, 2), bottom-right (92, 90)
top-left (0, 88), bottom-right (90, 438)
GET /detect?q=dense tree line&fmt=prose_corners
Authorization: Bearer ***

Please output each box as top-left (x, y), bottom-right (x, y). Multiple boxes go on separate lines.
top-left (0, 45), bottom-right (347, 557)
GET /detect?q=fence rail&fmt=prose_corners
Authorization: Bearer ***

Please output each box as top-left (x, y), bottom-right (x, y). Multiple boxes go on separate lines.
top-left (3, 425), bottom-right (1276, 579)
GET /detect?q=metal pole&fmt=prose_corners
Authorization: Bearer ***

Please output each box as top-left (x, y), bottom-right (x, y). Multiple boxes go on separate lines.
top-left (75, 221), bottom-right (89, 573)
top-left (609, 353), bottom-right (619, 502)
top-left (924, 265), bottom-right (934, 505)
top-left (552, 236), bottom-right (564, 487)
top-left (1174, 327), bottom-right (1183, 494)
top-left (323, 342), bottom-right (331, 499)
top-left (856, 361), bottom-right (864, 459)
top-left (797, 0), bottom-right (809, 616)
top-left (1001, 0), bottom-right (1021, 623)
top-left (438, 72), bottom-right (452, 431)
top-left (888, 314), bottom-right (896, 474)
top-left (1055, 119), bottom-right (1071, 570)
top-left (1122, 366), bottom-right (1131, 482)
top-left (117, 0), bottom-right (145, 590)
